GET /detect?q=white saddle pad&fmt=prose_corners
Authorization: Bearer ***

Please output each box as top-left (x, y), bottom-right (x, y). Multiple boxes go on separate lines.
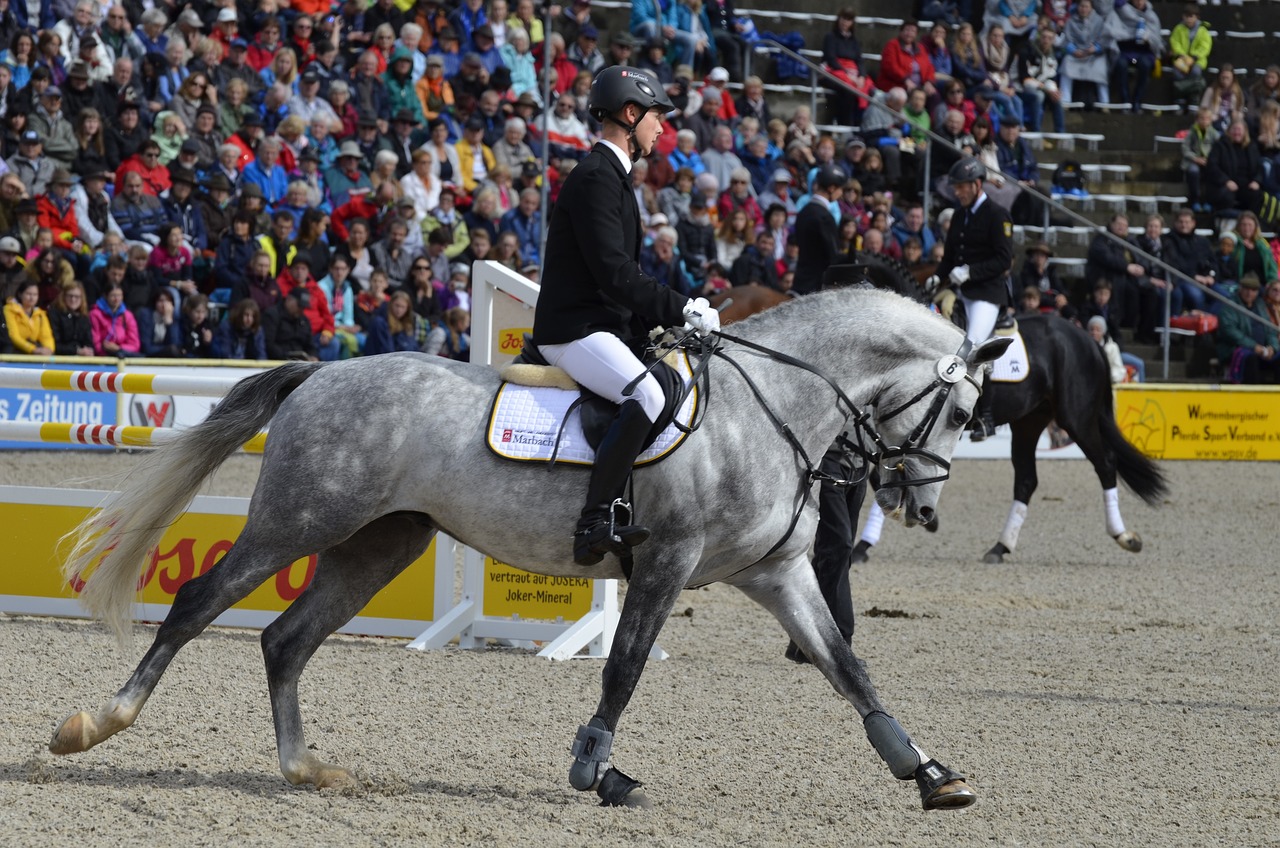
top-left (990, 331), bottom-right (1030, 383)
top-left (486, 352), bottom-right (698, 467)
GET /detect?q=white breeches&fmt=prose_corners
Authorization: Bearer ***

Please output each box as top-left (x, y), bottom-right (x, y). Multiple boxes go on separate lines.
top-left (959, 294), bottom-right (1000, 345)
top-left (539, 331), bottom-right (665, 424)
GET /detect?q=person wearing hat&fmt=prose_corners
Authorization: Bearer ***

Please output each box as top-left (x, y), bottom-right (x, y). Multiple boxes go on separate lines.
top-left (384, 45), bottom-right (426, 128)
top-left (605, 30), bottom-right (637, 69)
top-left (195, 173), bottom-right (234, 248)
top-left (289, 69), bottom-right (341, 125)
top-left (30, 85), bottom-right (78, 169)
top-left (387, 107), bottom-right (427, 177)
top-left (70, 169), bottom-right (122, 249)
top-left (36, 168), bottom-right (84, 250)
top-left (937, 155), bottom-right (1013, 440)
top-left (416, 52), bottom-right (456, 122)
top-left (566, 23), bottom-right (604, 76)
top-left (213, 38), bottom-right (266, 103)
top-left (161, 168), bottom-right (209, 251)
top-left (10, 198), bottom-right (41, 254)
top-left (325, 140), bottom-right (375, 206)
top-left (0, 236), bottom-right (28, 293)
top-left (1216, 271), bottom-right (1279, 383)
top-left (994, 117), bottom-right (1040, 224)
top-left (427, 27), bottom-right (463, 78)
top-left (186, 105), bottom-right (224, 168)
top-left (6, 131), bottom-right (56, 197)
top-left (757, 168), bottom-right (797, 222)
top-left (470, 23), bottom-right (503, 74)
top-left (532, 65), bottom-right (712, 565)
top-left (455, 114), bottom-right (496, 193)
top-left (1017, 242), bottom-right (1061, 305)
top-left (210, 7), bottom-right (240, 60)
top-left (61, 63), bottom-right (98, 120)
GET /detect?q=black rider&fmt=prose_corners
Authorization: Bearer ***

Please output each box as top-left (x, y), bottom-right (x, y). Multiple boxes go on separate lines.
top-left (936, 156), bottom-right (1013, 440)
top-left (791, 164), bottom-right (847, 295)
top-left (531, 65), bottom-right (720, 566)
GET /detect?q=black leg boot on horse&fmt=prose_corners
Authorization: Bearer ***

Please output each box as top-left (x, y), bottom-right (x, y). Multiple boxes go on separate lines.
top-left (574, 398), bottom-right (653, 566)
top-left (969, 373), bottom-right (996, 441)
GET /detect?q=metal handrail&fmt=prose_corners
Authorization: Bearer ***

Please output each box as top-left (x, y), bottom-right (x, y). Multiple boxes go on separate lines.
top-left (746, 37), bottom-right (1280, 379)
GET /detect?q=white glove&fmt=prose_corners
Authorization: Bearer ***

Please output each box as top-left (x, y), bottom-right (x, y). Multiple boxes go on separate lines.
top-left (682, 297), bottom-right (720, 335)
top-left (949, 265), bottom-right (971, 285)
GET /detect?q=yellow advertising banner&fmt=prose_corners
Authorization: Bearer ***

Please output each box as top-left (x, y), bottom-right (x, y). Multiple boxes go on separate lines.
top-left (0, 488), bottom-right (434, 636)
top-left (1115, 384), bottom-right (1280, 461)
top-left (481, 559), bottom-right (593, 620)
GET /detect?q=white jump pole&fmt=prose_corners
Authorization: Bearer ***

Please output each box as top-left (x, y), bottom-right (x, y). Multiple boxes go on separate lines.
top-left (0, 421), bottom-right (266, 452)
top-left (0, 367), bottom-right (244, 397)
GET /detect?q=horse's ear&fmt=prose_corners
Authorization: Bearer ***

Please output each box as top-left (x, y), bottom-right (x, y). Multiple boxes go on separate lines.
top-left (968, 336), bottom-right (1014, 364)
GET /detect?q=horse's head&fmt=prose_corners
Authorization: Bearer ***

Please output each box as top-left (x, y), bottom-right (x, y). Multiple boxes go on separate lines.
top-left (865, 335), bottom-right (1012, 527)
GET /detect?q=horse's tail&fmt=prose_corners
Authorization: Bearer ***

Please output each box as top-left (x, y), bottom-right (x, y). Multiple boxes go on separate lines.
top-left (62, 361), bottom-right (325, 645)
top-left (1099, 405), bottom-right (1168, 507)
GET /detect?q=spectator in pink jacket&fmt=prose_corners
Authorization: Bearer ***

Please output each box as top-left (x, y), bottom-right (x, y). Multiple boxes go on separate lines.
top-left (90, 279), bottom-right (142, 356)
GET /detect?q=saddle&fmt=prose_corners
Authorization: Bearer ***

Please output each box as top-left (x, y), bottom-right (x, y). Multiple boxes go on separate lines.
top-left (486, 335), bottom-right (698, 467)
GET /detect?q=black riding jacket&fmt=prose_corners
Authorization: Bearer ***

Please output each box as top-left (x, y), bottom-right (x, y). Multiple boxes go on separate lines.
top-left (937, 193), bottom-right (1014, 306)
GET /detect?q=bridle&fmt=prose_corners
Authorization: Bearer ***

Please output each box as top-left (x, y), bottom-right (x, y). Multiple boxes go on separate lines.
top-left (643, 327), bottom-right (981, 579)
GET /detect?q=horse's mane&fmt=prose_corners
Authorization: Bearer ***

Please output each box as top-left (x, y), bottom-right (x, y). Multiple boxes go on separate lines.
top-left (728, 285), bottom-right (955, 348)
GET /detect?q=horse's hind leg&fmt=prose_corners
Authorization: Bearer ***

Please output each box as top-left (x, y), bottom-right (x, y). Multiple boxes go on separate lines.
top-left (985, 412), bottom-right (1051, 563)
top-left (1054, 402), bottom-right (1142, 552)
top-left (262, 513), bottom-right (434, 789)
top-left (735, 555), bottom-right (976, 811)
top-left (50, 526), bottom-right (328, 757)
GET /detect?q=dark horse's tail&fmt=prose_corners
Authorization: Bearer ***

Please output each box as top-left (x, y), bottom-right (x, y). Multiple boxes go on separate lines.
top-left (61, 361), bottom-right (325, 645)
top-left (1098, 386), bottom-right (1168, 507)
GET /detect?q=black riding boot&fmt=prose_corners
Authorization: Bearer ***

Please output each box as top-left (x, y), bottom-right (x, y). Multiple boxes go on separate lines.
top-left (574, 399), bottom-right (653, 566)
top-left (970, 372), bottom-right (996, 442)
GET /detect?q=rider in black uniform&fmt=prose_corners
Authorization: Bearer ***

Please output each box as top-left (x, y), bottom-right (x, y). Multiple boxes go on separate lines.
top-left (532, 66), bottom-right (721, 566)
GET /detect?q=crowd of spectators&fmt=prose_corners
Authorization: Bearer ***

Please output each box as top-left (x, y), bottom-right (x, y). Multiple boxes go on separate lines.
top-left (0, 0), bottom-right (1274, 382)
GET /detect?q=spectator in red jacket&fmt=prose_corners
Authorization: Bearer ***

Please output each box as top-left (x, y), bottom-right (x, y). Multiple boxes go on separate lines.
top-left (114, 140), bottom-right (172, 197)
top-left (36, 169), bottom-right (82, 250)
top-left (876, 20), bottom-right (937, 101)
top-left (276, 253), bottom-right (341, 360)
top-left (717, 167), bottom-right (763, 230)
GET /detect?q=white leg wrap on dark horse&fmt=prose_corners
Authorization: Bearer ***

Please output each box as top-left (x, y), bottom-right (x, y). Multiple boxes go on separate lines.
top-left (861, 502), bottom-right (886, 547)
top-left (568, 718), bottom-right (614, 791)
top-left (864, 711), bottom-right (925, 780)
top-left (1103, 487), bottom-right (1125, 537)
top-left (998, 500), bottom-right (1029, 552)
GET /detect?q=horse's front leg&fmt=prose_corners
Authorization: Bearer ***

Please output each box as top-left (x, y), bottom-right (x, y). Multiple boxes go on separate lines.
top-left (567, 549), bottom-right (694, 807)
top-left (735, 556), bottom-right (977, 811)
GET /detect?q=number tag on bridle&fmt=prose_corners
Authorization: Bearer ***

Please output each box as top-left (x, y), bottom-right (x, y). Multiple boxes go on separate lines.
top-left (936, 355), bottom-right (966, 384)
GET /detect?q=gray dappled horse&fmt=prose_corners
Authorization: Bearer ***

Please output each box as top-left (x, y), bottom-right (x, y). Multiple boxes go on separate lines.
top-left (50, 287), bottom-right (1008, 811)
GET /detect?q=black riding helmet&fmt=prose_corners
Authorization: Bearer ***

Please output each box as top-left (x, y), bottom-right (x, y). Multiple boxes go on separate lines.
top-left (588, 65), bottom-right (674, 160)
top-left (814, 164), bottom-right (847, 190)
top-left (948, 156), bottom-right (986, 184)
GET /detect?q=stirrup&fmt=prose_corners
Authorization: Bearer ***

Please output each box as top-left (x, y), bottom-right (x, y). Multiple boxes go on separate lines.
top-left (572, 500), bottom-right (650, 566)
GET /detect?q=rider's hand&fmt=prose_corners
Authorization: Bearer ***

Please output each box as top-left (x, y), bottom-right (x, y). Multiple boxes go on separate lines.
top-left (683, 297), bottom-right (720, 335)
top-left (949, 265), bottom-right (970, 285)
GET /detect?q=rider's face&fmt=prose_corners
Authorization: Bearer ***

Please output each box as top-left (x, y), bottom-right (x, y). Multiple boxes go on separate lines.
top-left (632, 107), bottom-right (663, 157)
top-left (953, 179), bottom-right (979, 207)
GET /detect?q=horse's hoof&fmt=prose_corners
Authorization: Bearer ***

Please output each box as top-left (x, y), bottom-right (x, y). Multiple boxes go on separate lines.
top-left (784, 641), bottom-right (811, 665)
top-left (596, 766), bottom-right (644, 807)
top-left (49, 711), bottom-right (94, 755)
top-left (923, 779), bottom-right (978, 810)
top-left (313, 766), bottom-right (359, 790)
top-left (915, 759), bottom-right (977, 811)
top-left (851, 540), bottom-right (872, 564)
top-left (982, 543), bottom-right (1007, 564)
top-left (1114, 531), bottom-right (1143, 553)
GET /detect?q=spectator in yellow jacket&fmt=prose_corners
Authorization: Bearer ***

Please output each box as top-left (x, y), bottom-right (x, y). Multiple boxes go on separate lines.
top-left (1169, 4), bottom-right (1213, 106)
top-left (454, 116), bottom-right (496, 193)
top-left (4, 280), bottom-right (55, 355)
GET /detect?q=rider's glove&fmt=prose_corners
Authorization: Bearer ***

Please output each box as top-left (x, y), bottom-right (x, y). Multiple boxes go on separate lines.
top-left (949, 265), bottom-right (971, 285)
top-left (682, 297), bottom-right (720, 335)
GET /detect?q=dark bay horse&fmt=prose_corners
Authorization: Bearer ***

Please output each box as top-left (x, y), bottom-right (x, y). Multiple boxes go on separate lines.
top-left (755, 251), bottom-right (1169, 562)
top-left (49, 287), bottom-right (1008, 810)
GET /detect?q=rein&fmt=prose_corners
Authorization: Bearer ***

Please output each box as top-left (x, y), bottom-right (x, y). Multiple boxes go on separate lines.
top-left (676, 329), bottom-right (977, 583)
